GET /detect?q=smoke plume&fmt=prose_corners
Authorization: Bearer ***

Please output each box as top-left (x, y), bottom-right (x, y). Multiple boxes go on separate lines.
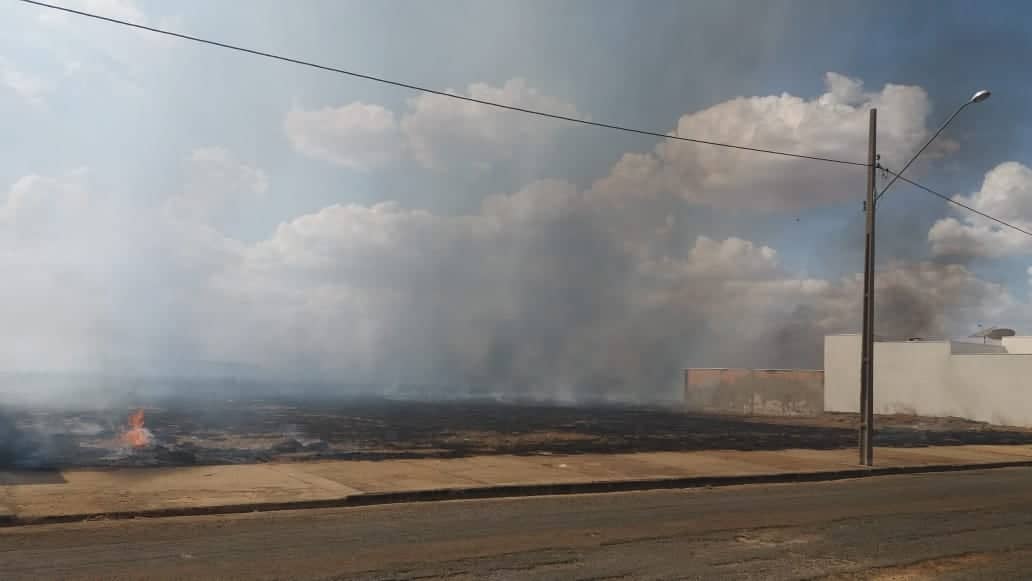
top-left (0, 73), bottom-right (1027, 406)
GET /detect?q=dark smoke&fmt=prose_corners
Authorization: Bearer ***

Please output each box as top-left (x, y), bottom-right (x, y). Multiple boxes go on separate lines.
top-left (876, 281), bottom-right (939, 339)
top-left (767, 304), bottom-right (829, 369)
top-left (0, 413), bottom-right (59, 469)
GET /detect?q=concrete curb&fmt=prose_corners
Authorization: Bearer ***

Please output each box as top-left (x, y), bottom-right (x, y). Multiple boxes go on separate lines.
top-left (7, 459), bottom-right (1032, 528)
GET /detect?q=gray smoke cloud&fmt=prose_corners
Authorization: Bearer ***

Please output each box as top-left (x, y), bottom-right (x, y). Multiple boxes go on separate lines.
top-left (1, 74), bottom-right (1027, 407)
top-left (0, 411), bottom-right (71, 468)
top-left (0, 413), bottom-right (36, 467)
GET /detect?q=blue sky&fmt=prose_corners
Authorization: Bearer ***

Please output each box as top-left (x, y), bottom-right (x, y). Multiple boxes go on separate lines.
top-left (5, 1), bottom-right (1028, 242)
top-left (2, 0), bottom-right (1031, 389)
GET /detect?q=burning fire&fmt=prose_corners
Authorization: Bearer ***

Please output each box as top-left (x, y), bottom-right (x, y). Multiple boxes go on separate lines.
top-left (122, 409), bottom-right (153, 448)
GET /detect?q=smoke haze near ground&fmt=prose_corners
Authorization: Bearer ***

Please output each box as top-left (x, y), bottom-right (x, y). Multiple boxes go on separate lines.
top-left (1, 72), bottom-right (1029, 408)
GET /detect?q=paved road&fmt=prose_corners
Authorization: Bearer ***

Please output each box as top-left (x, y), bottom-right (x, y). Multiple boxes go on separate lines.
top-left (5, 468), bottom-right (1032, 580)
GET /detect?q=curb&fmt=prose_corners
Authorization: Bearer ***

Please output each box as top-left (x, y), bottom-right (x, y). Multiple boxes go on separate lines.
top-left (7, 459), bottom-right (1032, 528)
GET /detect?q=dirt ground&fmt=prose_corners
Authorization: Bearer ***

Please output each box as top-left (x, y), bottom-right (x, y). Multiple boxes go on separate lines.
top-left (5, 396), bottom-right (1032, 469)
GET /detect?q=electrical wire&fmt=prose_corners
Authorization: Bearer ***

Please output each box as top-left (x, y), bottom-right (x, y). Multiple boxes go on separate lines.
top-left (17, 0), bottom-right (869, 167)
top-left (30, 0), bottom-right (1031, 241)
top-left (878, 166), bottom-right (1032, 239)
top-left (873, 101), bottom-right (974, 203)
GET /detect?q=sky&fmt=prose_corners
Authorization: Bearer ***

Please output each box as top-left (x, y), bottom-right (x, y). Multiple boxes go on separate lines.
top-left (2, 0), bottom-right (1032, 401)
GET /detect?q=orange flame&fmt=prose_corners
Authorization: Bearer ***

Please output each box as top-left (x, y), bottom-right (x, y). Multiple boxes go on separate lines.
top-left (122, 408), bottom-right (152, 448)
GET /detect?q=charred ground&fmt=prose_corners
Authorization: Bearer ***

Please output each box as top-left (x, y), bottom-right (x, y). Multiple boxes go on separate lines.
top-left (4, 396), bottom-right (1032, 469)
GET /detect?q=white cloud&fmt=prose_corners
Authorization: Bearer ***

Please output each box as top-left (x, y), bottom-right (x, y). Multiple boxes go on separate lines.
top-left (287, 73), bottom-right (943, 205)
top-left (0, 58), bottom-right (51, 106)
top-left (37, 0), bottom-right (149, 44)
top-left (165, 147), bottom-right (269, 221)
top-left (188, 147), bottom-right (269, 194)
top-left (0, 169), bottom-right (91, 241)
top-left (595, 72), bottom-right (940, 210)
top-left (38, 0), bottom-right (146, 24)
top-left (683, 236), bottom-right (779, 279)
top-left (286, 79), bottom-right (581, 172)
top-left (27, 0), bottom-right (170, 98)
top-left (284, 103), bottom-right (400, 170)
top-left (400, 78), bottom-right (582, 170)
top-left (929, 162), bottom-right (1032, 257)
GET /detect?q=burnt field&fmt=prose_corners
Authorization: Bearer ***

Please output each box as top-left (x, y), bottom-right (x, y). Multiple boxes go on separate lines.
top-left (4, 396), bottom-right (1032, 469)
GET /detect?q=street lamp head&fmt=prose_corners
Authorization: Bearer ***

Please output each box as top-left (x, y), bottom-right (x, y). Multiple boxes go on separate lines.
top-left (970, 89), bottom-right (992, 104)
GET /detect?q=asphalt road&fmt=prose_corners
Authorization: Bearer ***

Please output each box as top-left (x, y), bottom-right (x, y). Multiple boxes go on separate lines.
top-left (5, 468), bottom-right (1032, 580)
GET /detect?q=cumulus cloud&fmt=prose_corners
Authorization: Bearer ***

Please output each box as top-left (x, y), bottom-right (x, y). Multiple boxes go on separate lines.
top-left (27, 0), bottom-right (171, 97)
top-left (35, 0), bottom-right (147, 32)
top-left (0, 58), bottom-right (51, 106)
top-left (38, 0), bottom-right (146, 24)
top-left (287, 73), bottom-right (946, 211)
top-left (929, 162), bottom-right (1032, 257)
top-left (165, 147), bottom-right (269, 221)
top-left (0, 169), bottom-right (104, 253)
top-left (186, 147), bottom-right (269, 195)
top-left (401, 78), bottom-right (582, 170)
top-left (286, 79), bottom-right (581, 172)
top-left (284, 103), bottom-right (401, 170)
top-left (596, 72), bottom-right (940, 210)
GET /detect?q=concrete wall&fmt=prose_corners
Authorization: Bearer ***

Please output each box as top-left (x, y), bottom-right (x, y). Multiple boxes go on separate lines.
top-left (950, 341), bottom-right (1008, 354)
top-left (1003, 336), bottom-right (1032, 354)
top-left (684, 368), bottom-right (824, 416)
top-left (824, 335), bottom-right (950, 416)
top-left (825, 334), bottom-right (1032, 426)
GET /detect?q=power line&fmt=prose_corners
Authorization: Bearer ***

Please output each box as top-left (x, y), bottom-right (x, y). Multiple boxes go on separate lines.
top-left (878, 165), bottom-right (1032, 239)
top-left (18, 0), bottom-right (869, 168)
top-left (18, 0), bottom-right (1029, 242)
top-left (873, 99), bottom-right (978, 204)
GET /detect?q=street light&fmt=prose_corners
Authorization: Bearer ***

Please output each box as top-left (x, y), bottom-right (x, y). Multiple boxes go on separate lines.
top-left (971, 89), bottom-right (992, 103)
top-left (874, 89), bottom-right (992, 204)
top-left (858, 90), bottom-right (991, 466)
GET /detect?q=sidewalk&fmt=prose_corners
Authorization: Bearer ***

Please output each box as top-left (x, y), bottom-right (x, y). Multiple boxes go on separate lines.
top-left (4, 444), bottom-right (1032, 526)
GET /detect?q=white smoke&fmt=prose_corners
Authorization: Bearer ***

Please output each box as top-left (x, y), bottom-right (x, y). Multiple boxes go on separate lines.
top-left (1, 73), bottom-right (1027, 403)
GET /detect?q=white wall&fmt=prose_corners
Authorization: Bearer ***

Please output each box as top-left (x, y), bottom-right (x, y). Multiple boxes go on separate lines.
top-left (824, 334), bottom-right (1032, 426)
top-left (823, 335), bottom-right (863, 413)
top-left (950, 341), bottom-right (1007, 354)
top-left (1003, 336), bottom-right (1032, 354)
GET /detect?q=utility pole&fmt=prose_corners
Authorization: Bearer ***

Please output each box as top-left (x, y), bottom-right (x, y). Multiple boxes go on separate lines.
top-left (859, 109), bottom-right (877, 466)
top-left (854, 91), bottom-right (990, 466)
